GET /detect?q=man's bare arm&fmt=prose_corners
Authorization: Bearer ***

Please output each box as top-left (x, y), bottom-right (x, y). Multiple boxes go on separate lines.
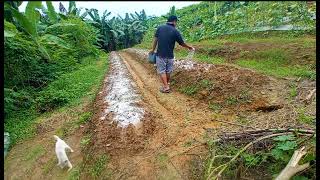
top-left (180, 42), bottom-right (194, 51)
top-left (150, 37), bottom-right (158, 53)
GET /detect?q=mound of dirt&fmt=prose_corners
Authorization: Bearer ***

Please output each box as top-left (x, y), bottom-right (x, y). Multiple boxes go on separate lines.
top-left (126, 48), bottom-right (283, 113)
top-left (172, 60), bottom-right (279, 112)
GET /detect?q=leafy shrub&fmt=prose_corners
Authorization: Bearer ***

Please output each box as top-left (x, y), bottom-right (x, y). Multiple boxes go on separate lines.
top-left (4, 21), bottom-right (44, 88)
top-left (4, 88), bottom-right (35, 119)
top-left (45, 17), bottom-right (100, 59)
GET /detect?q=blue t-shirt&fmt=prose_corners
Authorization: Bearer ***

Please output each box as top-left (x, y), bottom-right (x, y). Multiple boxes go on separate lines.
top-left (155, 23), bottom-right (184, 59)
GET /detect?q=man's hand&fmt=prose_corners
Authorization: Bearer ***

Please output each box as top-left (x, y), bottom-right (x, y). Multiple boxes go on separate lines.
top-left (189, 46), bottom-right (195, 51)
top-left (181, 42), bottom-right (195, 51)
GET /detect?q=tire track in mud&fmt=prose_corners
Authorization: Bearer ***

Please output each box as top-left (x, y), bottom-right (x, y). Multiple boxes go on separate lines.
top-left (90, 51), bottom-right (221, 179)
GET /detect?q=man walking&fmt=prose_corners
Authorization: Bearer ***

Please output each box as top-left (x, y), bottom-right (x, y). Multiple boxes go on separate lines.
top-left (150, 15), bottom-right (194, 93)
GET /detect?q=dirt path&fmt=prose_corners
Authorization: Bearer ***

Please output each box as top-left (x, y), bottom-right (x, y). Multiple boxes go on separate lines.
top-left (85, 51), bottom-right (222, 179)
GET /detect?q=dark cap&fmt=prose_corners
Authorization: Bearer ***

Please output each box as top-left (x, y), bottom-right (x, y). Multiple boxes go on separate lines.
top-left (167, 15), bottom-right (178, 22)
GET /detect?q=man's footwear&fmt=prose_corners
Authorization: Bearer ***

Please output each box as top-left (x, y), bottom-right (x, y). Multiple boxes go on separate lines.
top-left (159, 87), bottom-right (170, 93)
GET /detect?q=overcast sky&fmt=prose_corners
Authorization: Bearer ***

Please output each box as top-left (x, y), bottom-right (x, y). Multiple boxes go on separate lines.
top-left (19, 1), bottom-right (201, 18)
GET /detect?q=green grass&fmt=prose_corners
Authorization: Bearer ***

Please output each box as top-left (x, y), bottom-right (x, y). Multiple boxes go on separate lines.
top-left (89, 154), bottom-right (110, 178)
top-left (175, 49), bottom-right (225, 64)
top-left (289, 83), bottom-right (298, 99)
top-left (208, 102), bottom-right (222, 112)
top-left (156, 153), bottom-right (169, 169)
top-left (297, 107), bottom-right (315, 124)
top-left (76, 112), bottom-right (93, 125)
top-left (236, 116), bottom-right (249, 124)
top-left (24, 145), bottom-right (45, 162)
top-left (179, 85), bottom-right (199, 96)
top-left (236, 59), bottom-right (315, 79)
top-left (199, 79), bottom-right (213, 88)
top-left (225, 96), bottom-right (238, 105)
top-left (68, 166), bottom-right (81, 180)
top-left (80, 135), bottom-right (91, 149)
top-left (246, 49), bottom-right (289, 63)
top-left (4, 54), bottom-right (109, 146)
top-left (139, 31), bottom-right (315, 80)
top-left (43, 157), bottom-right (56, 175)
top-left (183, 140), bottom-right (195, 147)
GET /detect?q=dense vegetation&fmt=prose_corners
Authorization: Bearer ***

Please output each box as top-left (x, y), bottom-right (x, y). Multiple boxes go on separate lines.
top-left (142, 1), bottom-right (316, 42)
top-left (4, 1), bottom-right (149, 145)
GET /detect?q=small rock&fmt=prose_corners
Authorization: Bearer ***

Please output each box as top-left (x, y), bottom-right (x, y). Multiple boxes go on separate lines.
top-left (80, 125), bottom-right (84, 128)
top-left (106, 144), bottom-right (111, 147)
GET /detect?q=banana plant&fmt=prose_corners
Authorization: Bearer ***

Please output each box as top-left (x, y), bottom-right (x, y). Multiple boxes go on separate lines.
top-left (58, 1), bottom-right (88, 20)
top-left (168, 6), bottom-right (176, 16)
top-left (86, 8), bottom-right (124, 51)
top-left (5, 1), bottom-right (51, 61)
top-left (4, 1), bottom-right (23, 24)
top-left (45, 1), bottom-right (58, 24)
top-left (5, 1), bottom-right (71, 61)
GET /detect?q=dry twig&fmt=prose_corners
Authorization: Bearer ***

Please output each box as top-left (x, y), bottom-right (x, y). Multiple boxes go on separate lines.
top-left (275, 146), bottom-right (310, 180)
top-left (206, 132), bottom-right (293, 180)
top-left (302, 89), bottom-right (316, 104)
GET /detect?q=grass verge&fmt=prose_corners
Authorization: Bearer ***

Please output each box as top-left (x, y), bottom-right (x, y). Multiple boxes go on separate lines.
top-left (136, 31), bottom-right (315, 80)
top-left (4, 53), bottom-right (109, 146)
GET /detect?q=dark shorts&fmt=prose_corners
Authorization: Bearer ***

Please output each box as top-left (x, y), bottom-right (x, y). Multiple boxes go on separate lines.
top-left (156, 56), bottom-right (174, 74)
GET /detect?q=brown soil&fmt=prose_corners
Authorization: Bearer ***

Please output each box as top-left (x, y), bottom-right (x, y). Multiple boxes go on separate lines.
top-left (4, 46), bottom-right (315, 179)
top-left (172, 62), bottom-right (274, 112)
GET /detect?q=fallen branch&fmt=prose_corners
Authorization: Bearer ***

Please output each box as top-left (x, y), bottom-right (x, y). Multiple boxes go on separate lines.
top-left (206, 132), bottom-right (293, 180)
top-left (206, 128), bottom-right (315, 144)
top-left (302, 89), bottom-right (316, 104)
top-left (275, 146), bottom-right (310, 180)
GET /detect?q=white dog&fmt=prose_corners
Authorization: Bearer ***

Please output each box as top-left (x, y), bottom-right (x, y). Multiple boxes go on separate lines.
top-left (54, 135), bottom-right (74, 171)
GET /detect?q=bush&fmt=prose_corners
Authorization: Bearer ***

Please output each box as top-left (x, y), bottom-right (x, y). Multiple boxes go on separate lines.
top-left (4, 88), bottom-right (35, 119)
top-left (4, 21), bottom-right (45, 88)
top-left (4, 18), bottom-right (101, 117)
top-left (45, 17), bottom-right (100, 60)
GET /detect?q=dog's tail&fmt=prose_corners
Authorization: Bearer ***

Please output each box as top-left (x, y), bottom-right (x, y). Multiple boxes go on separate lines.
top-left (53, 135), bottom-right (60, 141)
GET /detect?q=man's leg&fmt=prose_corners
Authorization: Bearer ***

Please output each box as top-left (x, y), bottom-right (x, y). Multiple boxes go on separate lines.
top-left (166, 58), bottom-right (174, 86)
top-left (166, 73), bottom-right (170, 85)
top-left (160, 73), bottom-right (169, 90)
top-left (156, 56), bottom-right (170, 91)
